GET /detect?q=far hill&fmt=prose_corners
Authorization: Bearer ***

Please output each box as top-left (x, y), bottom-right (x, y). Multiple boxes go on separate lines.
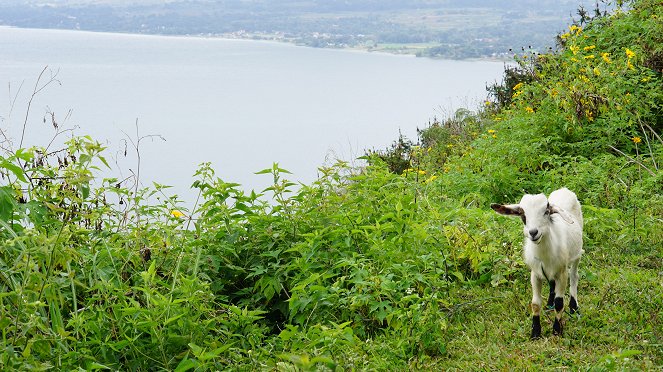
top-left (1, 0), bottom-right (597, 59)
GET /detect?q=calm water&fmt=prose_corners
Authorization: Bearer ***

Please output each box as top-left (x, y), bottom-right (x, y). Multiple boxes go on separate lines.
top-left (0, 27), bottom-right (505, 201)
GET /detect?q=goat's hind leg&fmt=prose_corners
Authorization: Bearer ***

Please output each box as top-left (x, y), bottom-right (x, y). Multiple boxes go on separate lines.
top-left (546, 280), bottom-right (556, 309)
top-left (569, 259), bottom-right (580, 314)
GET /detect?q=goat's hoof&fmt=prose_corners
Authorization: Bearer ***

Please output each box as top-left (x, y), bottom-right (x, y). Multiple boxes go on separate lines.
top-left (569, 297), bottom-right (579, 315)
top-left (553, 319), bottom-right (563, 336)
top-left (531, 315), bottom-right (542, 340)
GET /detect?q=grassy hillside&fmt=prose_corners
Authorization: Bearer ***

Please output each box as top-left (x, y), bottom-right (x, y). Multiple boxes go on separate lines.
top-left (0, 0), bottom-right (661, 370)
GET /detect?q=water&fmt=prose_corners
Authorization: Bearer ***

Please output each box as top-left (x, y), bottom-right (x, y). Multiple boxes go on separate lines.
top-left (0, 27), bottom-right (505, 202)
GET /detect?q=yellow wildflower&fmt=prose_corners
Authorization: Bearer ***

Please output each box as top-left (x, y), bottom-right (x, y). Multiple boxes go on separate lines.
top-left (425, 175), bottom-right (438, 183)
top-left (560, 32), bottom-right (571, 39)
top-left (569, 25), bottom-right (582, 34)
top-left (487, 129), bottom-right (496, 134)
top-left (446, 144), bottom-right (454, 148)
top-left (569, 45), bottom-right (580, 55)
top-left (601, 52), bottom-right (611, 63)
top-left (632, 136), bottom-right (641, 144)
top-left (492, 134), bottom-right (497, 139)
top-left (584, 54), bottom-right (595, 60)
top-left (583, 45), bottom-right (596, 51)
top-left (512, 82), bottom-right (524, 91)
top-left (593, 67), bottom-right (601, 76)
top-left (525, 106), bottom-right (534, 113)
top-left (625, 48), bottom-right (635, 59)
top-left (171, 210), bottom-right (185, 218)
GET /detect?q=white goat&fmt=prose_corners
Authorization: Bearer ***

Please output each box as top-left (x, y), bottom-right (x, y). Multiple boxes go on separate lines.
top-left (491, 187), bottom-right (583, 339)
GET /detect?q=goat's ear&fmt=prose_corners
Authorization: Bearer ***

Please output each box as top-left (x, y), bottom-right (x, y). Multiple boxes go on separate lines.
top-left (549, 204), bottom-right (574, 224)
top-left (491, 203), bottom-right (523, 216)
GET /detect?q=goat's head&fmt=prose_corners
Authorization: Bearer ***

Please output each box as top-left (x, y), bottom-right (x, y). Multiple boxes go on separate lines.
top-left (491, 193), bottom-right (574, 244)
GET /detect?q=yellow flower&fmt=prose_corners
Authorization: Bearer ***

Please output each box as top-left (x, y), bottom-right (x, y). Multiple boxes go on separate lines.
top-left (625, 48), bottom-right (635, 59)
top-left (446, 144), bottom-right (454, 148)
top-left (487, 129), bottom-right (496, 134)
top-left (560, 32), bottom-right (571, 39)
top-left (171, 210), bottom-right (185, 218)
top-left (569, 25), bottom-right (582, 34)
top-left (601, 52), bottom-right (612, 64)
top-left (569, 45), bottom-right (580, 55)
top-left (583, 45), bottom-right (596, 51)
top-left (632, 136), bottom-right (641, 144)
top-left (584, 54), bottom-right (595, 59)
top-left (512, 82), bottom-right (524, 91)
top-left (593, 67), bottom-right (601, 76)
top-left (492, 134), bottom-right (497, 139)
top-left (525, 106), bottom-right (534, 113)
top-left (425, 175), bottom-right (438, 183)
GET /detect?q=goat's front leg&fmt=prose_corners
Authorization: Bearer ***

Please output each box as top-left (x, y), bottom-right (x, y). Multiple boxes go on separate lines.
top-left (530, 271), bottom-right (543, 339)
top-left (553, 270), bottom-right (569, 336)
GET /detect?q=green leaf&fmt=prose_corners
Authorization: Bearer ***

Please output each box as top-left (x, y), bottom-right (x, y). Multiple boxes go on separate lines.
top-left (81, 185), bottom-right (90, 200)
top-left (87, 362), bottom-right (112, 370)
top-left (188, 342), bottom-right (203, 357)
top-left (1, 159), bottom-right (27, 183)
top-left (14, 148), bottom-right (34, 162)
top-left (165, 313), bottom-right (185, 326)
top-left (255, 168), bottom-right (272, 175)
top-left (0, 187), bottom-right (16, 222)
top-left (174, 358), bottom-right (198, 372)
top-left (97, 154), bottom-right (110, 169)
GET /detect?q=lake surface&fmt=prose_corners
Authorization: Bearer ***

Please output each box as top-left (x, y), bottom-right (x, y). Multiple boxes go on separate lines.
top-left (0, 27), bottom-right (505, 202)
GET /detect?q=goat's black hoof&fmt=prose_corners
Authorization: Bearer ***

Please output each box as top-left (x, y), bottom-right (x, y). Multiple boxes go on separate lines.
top-left (553, 318), bottom-right (563, 336)
top-left (569, 296), bottom-right (579, 315)
top-left (531, 315), bottom-right (542, 340)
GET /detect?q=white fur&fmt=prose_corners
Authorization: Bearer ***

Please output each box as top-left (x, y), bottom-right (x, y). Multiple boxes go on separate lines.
top-left (492, 187), bottom-right (584, 336)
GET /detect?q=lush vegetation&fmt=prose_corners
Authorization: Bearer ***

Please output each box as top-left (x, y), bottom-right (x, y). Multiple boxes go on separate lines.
top-left (1, 0), bottom-right (661, 370)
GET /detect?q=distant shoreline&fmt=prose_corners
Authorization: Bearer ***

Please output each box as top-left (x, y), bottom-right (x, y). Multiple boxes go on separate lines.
top-left (0, 25), bottom-right (510, 63)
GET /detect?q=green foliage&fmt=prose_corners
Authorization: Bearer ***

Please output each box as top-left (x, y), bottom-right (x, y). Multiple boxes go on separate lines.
top-left (1, 0), bottom-right (661, 369)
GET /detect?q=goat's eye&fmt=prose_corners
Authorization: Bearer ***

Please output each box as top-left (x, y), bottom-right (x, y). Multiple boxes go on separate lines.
top-left (544, 210), bottom-right (550, 216)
